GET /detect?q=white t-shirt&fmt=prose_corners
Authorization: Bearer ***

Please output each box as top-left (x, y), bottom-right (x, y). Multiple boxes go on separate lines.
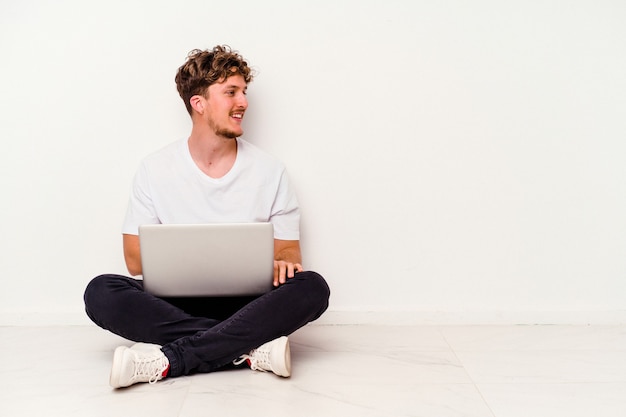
top-left (122, 138), bottom-right (300, 240)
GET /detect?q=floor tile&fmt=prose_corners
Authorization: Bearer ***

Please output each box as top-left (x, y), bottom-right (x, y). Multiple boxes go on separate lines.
top-left (0, 381), bottom-right (191, 417)
top-left (292, 349), bottom-right (473, 384)
top-left (1, 324), bottom-right (625, 417)
top-left (477, 383), bottom-right (626, 417)
top-left (291, 324), bottom-right (452, 352)
top-left (441, 325), bottom-right (626, 351)
top-left (455, 350), bottom-right (626, 384)
top-left (182, 379), bottom-right (495, 417)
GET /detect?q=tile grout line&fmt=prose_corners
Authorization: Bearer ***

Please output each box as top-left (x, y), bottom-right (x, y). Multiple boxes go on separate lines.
top-left (438, 326), bottom-right (498, 417)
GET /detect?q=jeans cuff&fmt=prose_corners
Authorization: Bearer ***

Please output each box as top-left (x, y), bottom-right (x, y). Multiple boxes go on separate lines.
top-left (161, 345), bottom-right (181, 377)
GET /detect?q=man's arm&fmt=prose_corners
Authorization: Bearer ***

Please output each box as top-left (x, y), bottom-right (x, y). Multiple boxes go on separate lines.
top-left (273, 239), bottom-right (303, 287)
top-left (123, 234), bottom-right (142, 276)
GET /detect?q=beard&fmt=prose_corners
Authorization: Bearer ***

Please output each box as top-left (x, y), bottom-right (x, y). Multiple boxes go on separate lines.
top-left (208, 117), bottom-right (241, 139)
top-left (215, 127), bottom-right (240, 139)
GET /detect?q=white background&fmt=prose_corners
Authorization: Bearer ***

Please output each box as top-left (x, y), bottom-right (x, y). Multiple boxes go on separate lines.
top-left (1, 0), bottom-right (624, 324)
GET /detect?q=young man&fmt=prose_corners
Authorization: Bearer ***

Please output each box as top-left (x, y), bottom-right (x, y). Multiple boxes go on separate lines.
top-left (84, 45), bottom-right (330, 388)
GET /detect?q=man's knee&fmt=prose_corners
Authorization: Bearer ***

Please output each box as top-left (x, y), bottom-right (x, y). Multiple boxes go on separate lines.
top-left (297, 271), bottom-right (330, 316)
top-left (306, 271), bottom-right (330, 300)
top-left (84, 274), bottom-right (115, 306)
top-left (83, 274), bottom-right (132, 323)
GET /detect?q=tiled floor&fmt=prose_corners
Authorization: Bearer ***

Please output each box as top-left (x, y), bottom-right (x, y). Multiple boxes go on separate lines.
top-left (1, 324), bottom-right (625, 416)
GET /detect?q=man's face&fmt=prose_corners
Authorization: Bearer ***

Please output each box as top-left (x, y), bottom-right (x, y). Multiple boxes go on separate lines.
top-left (202, 74), bottom-right (248, 139)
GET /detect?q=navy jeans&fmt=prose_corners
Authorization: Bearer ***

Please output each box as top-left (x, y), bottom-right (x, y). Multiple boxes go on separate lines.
top-left (83, 271), bottom-right (330, 377)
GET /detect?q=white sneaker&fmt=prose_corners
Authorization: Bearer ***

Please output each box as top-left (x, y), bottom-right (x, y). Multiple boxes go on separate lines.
top-left (234, 336), bottom-right (291, 377)
top-left (109, 343), bottom-right (170, 388)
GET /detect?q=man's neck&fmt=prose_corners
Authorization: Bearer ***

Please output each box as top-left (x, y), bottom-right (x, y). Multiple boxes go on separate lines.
top-left (187, 127), bottom-right (238, 178)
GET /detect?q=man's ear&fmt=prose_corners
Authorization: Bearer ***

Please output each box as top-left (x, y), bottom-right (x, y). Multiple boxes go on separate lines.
top-left (190, 95), bottom-right (204, 114)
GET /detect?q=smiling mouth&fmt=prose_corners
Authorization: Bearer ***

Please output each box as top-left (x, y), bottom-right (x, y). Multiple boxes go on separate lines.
top-left (231, 112), bottom-right (244, 121)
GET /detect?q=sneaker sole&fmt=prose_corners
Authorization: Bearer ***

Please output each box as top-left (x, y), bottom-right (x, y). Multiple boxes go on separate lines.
top-left (109, 346), bottom-right (129, 388)
top-left (272, 336), bottom-right (291, 377)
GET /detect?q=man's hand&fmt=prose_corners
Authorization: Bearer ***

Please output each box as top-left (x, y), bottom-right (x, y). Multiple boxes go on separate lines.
top-left (273, 260), bottom-right (303, 287)
top-left (273, 239), bottom-right (303, 287)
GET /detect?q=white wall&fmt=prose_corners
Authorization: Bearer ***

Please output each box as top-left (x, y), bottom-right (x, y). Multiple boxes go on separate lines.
top-left (1, 0), bottom-right (625, 325)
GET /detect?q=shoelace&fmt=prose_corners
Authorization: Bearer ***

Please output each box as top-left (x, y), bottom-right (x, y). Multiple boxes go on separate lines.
top-left (233, 349), bottom-right (271, 372)
top-left (134, 354), bottom-right (169, 384)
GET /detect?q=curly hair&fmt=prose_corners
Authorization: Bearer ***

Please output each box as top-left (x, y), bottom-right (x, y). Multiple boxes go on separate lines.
top-left (175, 45), bottom-right (254, 115)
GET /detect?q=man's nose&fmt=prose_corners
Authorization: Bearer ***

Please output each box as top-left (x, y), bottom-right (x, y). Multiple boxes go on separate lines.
top-left (236, 92), bottom-right (248, 108)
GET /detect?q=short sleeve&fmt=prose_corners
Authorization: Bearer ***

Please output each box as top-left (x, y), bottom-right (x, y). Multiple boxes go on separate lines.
top-left (121, 163), bottom-right (160, 235)
top-left (270, 169), bottom-right (300, 240)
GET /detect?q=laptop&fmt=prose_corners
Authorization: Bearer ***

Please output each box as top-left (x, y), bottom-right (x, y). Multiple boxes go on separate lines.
top-left (139, 222), bottom-right (275, 297)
